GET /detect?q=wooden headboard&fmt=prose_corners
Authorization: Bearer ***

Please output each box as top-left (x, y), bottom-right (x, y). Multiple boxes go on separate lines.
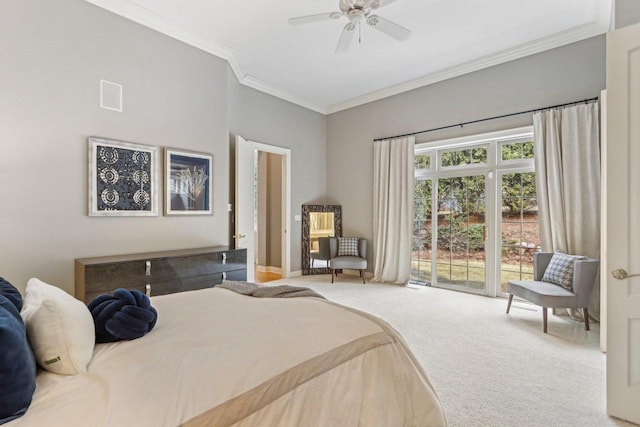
top-left (75, 247), bottom-right (247, 303)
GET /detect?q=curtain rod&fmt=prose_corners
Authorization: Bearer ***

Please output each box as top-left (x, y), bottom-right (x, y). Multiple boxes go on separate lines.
top-left (373, 97), bottom-right (599, 142)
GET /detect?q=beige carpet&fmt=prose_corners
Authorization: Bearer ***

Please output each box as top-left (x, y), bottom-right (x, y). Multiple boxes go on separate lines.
top-left (271, 274), bottom-right (634, 427)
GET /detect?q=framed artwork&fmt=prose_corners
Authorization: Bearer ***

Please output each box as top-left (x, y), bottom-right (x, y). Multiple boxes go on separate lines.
top-left (164, 148), bottom-right (213, 215)
top-left (88, 137), bottom-right (159, 216)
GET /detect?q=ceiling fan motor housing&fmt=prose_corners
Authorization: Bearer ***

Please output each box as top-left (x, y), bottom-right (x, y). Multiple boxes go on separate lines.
top-left (348, 9), bottom-right (367, 23)
top-left (289, 0), bottom-right (410, 52)
top-left (339, 0), bottom-right (378, 14)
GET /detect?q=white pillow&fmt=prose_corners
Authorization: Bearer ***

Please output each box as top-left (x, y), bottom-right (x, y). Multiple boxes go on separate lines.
top-left (21, 278), bottom-right (95, 375)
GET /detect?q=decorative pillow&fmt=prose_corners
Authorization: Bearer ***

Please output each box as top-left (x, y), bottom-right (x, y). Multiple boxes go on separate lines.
top-left (21, 278), bottom-right (95, 375)
top-left (338, 237), bottom-right (360, 257)
top-left (0, 282), bottom-right (36, 424)
top-left (0, 276), bottom-right (23, 312)
top-left (541, 252), bottom-right (586, 291)
top-left (88, 289), bottom-right (158, 343)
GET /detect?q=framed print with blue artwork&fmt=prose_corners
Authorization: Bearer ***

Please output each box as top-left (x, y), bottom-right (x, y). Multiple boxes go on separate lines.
top-left (164, 147), bottom-right (213, 216)
top-left (88, 137), bottom-right (159, 216)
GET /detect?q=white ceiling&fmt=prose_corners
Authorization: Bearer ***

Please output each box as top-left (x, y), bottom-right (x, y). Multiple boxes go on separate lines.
top-left (85, 0), bottom-right (612, 114)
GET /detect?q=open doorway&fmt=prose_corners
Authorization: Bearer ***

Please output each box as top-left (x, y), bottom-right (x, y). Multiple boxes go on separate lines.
top-left (235, 135), bottom-right (291, 283)
top-left (255, 151), bottom-right (284, 283)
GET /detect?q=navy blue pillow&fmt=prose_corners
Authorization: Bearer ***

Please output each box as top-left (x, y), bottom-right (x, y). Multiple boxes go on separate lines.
top-left (88, 289), bottom-right (158, 343)
top-left (0, 277), bottom-right (22, 312)
top-left (0, 292), bottom-right (37, 424)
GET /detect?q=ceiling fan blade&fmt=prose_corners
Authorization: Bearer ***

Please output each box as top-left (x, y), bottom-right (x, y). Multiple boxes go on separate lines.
top-left (366, 15), bottom-right (411, 41)
top-left (288, 12), bottom-right (342, 25)
top-left (335, 23), bottom-right (356, 53)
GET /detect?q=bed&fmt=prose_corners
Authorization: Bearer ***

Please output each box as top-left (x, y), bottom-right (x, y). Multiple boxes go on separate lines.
top-left (5, 254), bottom-right (446, 426)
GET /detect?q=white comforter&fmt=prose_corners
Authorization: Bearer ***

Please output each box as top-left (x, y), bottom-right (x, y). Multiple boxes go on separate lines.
top-left (10, 287), bottom-right (446, 426)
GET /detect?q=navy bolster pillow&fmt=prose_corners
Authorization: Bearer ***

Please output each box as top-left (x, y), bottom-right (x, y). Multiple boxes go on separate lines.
top-left (88, 289), bottom-right (158, 343)
top-left (0, 278), bottom-right (36, 425)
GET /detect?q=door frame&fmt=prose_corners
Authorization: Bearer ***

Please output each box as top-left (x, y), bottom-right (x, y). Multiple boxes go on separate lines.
top-left (235, 136), bottom-right (291, 279)
top-left (605, 21), bottom-right (640, 424)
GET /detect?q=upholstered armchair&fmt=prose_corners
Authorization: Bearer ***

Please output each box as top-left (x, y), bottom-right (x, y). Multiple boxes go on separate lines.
top-left (506, 252), bottom-right (599, 333)
top-left (328, 237), bottom-right (367, 284)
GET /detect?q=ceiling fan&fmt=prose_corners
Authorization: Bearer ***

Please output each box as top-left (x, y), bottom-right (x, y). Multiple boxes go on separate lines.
top-left (288, 0), bottom-right (411, 53)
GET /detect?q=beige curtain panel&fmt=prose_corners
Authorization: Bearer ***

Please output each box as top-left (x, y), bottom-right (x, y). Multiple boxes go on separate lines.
top-left (372, 136), bottom-right (415, 284)
top-left (533, 101), bottom-right (601, 319)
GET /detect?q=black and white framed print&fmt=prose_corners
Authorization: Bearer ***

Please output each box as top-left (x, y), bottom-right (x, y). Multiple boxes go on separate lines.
top-left (88, 137), bottom-right (159, 216)
top-left (164, 148), bottom-right (213, 216)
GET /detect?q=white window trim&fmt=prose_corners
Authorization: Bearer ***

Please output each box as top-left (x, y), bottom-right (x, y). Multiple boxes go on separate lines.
top-left (415, 126), bottom-right (533, 152)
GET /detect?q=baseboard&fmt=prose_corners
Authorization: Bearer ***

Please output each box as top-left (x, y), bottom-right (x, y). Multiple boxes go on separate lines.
top-left (288, 270), bottom-right (302, 278)
top-left (255, 265), bottom-right (283, 274)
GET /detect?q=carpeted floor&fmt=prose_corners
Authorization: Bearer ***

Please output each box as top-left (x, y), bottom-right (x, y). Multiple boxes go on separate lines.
top-left (271, 274), bottom-right (635, 427)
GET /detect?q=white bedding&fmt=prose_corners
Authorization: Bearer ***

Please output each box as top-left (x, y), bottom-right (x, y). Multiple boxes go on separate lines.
top-left (9, 287), bottom-right (446, 426)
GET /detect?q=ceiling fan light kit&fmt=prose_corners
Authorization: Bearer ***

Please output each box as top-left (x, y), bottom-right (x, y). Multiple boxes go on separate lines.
top-left (288, 0), bottom-right (411, 53)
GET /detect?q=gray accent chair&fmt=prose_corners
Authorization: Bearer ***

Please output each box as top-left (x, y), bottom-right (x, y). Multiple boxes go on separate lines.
top-left (506, 252), bottom-right (599, 333)
top-left (328, 237), bottom-right (367, 284)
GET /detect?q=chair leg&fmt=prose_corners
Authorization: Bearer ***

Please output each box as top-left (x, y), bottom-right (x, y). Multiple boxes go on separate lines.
top-left (506, 294), bottom-right (513, 313)
top-left (543, 307), bottom-right (548, 333)
top-left (583, 308), bottom-right (590, 331)
top-left (331, 269), bottom-right (334, 284)
top-left (360, 269), bottom-right (365, 284)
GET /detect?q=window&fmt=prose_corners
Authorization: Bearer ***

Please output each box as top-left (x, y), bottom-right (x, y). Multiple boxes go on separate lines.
top-left (501, 139), bottom-right (534, 161)
top-left (414, 153), bottom-right (431, 171)
top-left (441, 146), bottom-right (487, 167)
top-left (411, 127), bottom-right (539, 298)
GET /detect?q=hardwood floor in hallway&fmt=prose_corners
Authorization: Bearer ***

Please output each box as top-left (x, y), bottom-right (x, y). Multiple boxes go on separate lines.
top-left (254, 270), bottom-right (282, 283)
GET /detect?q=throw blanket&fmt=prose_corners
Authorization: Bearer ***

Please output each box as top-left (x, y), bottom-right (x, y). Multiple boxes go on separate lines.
top-left (219, 281), bottom-right (325, 299)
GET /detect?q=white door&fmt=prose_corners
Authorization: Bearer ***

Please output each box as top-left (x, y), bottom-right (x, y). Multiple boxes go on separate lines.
top-left (606, 22), bottom-right (640, 424)
top-left (235, 135), bottom-right (255, 282)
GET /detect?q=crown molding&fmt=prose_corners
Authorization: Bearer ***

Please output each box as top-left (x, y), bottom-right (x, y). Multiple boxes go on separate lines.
top-left (84, 0), bottom-right (611, 116)
top-left (83, 0), bottom-right (327, 114)
top-left (325, 21), bottom-right (610, 114)
top-left (240, 75), bottom-right (326, 113)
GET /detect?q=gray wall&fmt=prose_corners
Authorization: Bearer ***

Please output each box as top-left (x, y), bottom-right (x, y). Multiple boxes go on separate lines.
top-left (0, 0), bottom-right (325, 293)
top-left (326, 36), bottom-right (606, 270)
top-left (615, 0), bottom-right (640, 29)
top-left (227, 71), bottom-right (326, 273)
top-left (1, 0), bottom-right (229, 294)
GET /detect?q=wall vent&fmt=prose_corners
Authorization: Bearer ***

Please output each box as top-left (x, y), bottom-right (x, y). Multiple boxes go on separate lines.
top-left (100, 80), bottom-right (123, 112)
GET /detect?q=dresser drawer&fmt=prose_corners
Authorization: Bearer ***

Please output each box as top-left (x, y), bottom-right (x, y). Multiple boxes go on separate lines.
top-left (76, 247), bottom-right (248, 303)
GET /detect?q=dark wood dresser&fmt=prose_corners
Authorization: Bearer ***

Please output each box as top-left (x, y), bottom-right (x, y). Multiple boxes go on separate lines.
top-left (75, 247), bottom-right (247, 303)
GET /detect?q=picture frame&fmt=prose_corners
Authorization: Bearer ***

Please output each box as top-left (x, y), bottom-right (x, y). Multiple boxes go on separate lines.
top-left (164, 147), bottom-right (213, 215)
top-left (88, 137), bottom-right (159, 217)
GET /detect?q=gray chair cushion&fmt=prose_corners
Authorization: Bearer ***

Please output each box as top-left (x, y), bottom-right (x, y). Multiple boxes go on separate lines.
top-left (508, 280), bottom-right (577, 308)
top-left (330, 256), bottom-right (367, 270)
